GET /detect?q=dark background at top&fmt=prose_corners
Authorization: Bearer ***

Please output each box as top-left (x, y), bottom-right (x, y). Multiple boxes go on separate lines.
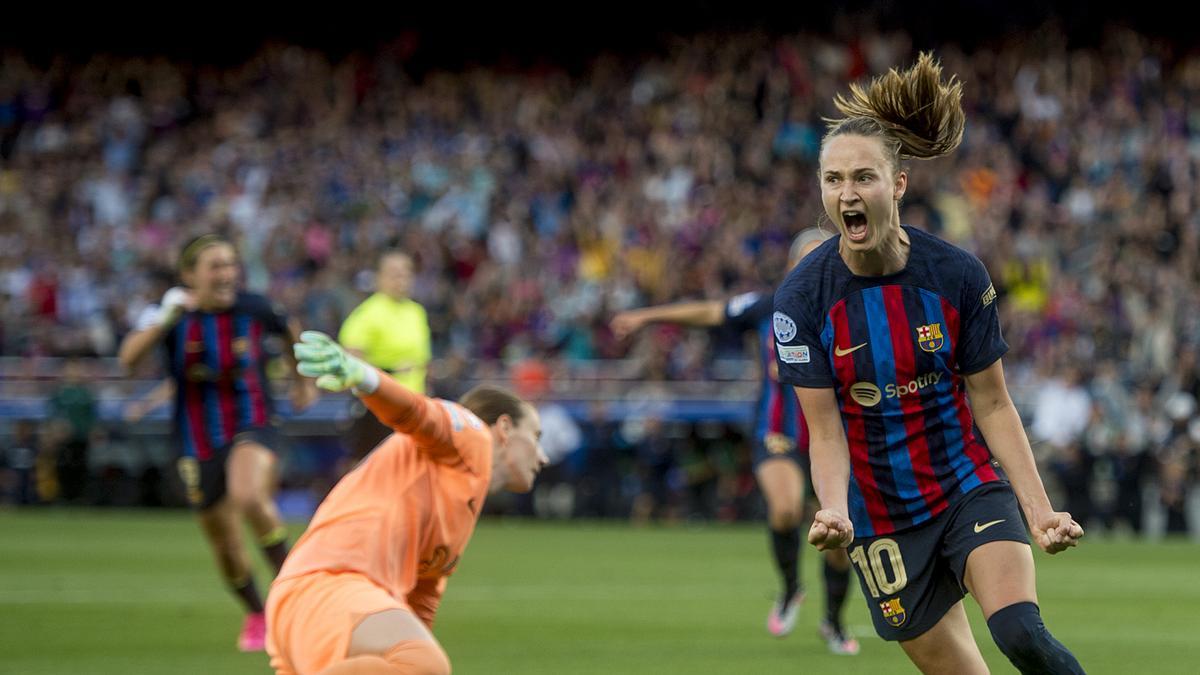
top-left (0, 2), bottom-right (1186, 68)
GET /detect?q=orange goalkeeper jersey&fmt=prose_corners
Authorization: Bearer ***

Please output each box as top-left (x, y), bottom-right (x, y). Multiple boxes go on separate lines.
top-left (275, 373), bottom-right (493, 627)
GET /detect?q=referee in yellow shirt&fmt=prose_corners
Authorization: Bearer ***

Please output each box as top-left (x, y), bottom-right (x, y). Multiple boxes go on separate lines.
top-left (338, 249), bottom-right (432, 459)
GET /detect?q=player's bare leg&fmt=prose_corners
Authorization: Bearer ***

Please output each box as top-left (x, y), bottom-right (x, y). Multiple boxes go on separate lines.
top-left (198, 499), bottom-right (266, 651)
top-left (198, 499), bottom-right (254, 586)
top-left (898, 600), bottom-right (988, 674)
top-left (963, 540), bottom-right (1038, 616)
top-left (228, 440), bottom-right (290, 572)
top-left (755, 457), bottom-right (805, 637)
top-left (965, 540), bottom-right (1085, 673)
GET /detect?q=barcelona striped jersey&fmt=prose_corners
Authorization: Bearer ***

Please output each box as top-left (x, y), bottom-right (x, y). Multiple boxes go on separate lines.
top-left (724, 292), bottom-right (808, 453)
top-left (773, 226), bottom-right (1007, 537)
top-left (162, 292), bottom-right (288, 461)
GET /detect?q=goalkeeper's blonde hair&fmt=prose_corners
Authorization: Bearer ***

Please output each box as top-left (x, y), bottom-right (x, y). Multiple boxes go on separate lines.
top-left (459, 385), bottom-right (528, 427)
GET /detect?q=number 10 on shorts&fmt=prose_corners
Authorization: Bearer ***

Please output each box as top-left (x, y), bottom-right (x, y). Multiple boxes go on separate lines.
top-left (849, 538), bottom-right (908, 597)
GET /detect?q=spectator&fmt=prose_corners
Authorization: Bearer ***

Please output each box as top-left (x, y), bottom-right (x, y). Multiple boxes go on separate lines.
top-left (571, 401), bottom-right (629, 519)
top-left (0, 419), bottom-right (39, 505)
top-left (627, 415), bottom-right (682, 524)
top-left (1, 21), bottom-right (1199, 525)
top-left (1031, 364), bottom-right (1092, 452)
top-left (45, 358), bottom-right (97, 503)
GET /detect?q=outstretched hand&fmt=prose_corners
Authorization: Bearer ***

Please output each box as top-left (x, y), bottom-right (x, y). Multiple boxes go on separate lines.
top-left (293, 331), bottom-right (370, 392)
top-left (609, 311), bottom-right (649, 341)
top-left (808, 509), bottom-right (855, 551)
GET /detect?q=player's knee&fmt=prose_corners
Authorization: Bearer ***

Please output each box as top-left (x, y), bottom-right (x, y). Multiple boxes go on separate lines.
top-left (987, 602), bottom-right (1084, 674)
top-left (225, 476), bottom-right (251, 504)
top-left (768, 504), bottom-right (802, 530)
top-left (383, 639), bottom-right (451, 675)
top-left (988, 601), bottom-right (1043, 657)
top-left (227, 484), bottom-right (267, 514)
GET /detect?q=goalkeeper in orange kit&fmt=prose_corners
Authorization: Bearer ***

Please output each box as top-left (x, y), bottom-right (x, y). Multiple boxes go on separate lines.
top-left (266, 332), bottom-right (547, 675)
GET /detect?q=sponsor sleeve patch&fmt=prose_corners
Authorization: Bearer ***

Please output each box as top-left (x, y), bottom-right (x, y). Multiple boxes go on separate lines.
top-left (777, 345), bottom-right (810, 364)
top-left (981, 283), bottom-right (997, 307)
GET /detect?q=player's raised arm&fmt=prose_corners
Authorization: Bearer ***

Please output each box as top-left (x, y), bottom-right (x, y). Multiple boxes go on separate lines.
top-left (610, 300), bottom-right (726, 339)
top-left (793, 386), bottom-right (855, 550)
top-left (965, 359), bottom-right (1084, 554)
top-left (123, 378), bottom-right (176, 424)
top-left (293, 331), bottom-right (451, 451)
top-left (117, 287), bottom-right (195, 371)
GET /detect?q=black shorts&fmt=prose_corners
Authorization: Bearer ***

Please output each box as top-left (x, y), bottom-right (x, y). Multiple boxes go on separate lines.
top-left (176, 427), bottom-right (283, 511)
top-left (752, 432), bottom-right (811, 474)
top-left (848, 480), bottom-right (1029, 641)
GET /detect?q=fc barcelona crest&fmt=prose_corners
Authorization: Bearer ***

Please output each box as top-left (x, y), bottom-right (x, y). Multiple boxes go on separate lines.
top-left (880, 597), bottom-right (907, 627)
top-left (232, 337), bottom-right (250, 355)
top-left (916, 323), bottom-right (944, 353)
top-left (763, 432), bottom-right (795, 456)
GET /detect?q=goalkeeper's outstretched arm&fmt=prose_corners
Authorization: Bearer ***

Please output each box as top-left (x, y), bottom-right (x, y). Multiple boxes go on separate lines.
top-left (294, 331), bottom-right (450, 449)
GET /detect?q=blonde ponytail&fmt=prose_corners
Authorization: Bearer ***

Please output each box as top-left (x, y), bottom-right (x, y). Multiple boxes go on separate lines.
top-left (824, 52), bottom-right (965, 165)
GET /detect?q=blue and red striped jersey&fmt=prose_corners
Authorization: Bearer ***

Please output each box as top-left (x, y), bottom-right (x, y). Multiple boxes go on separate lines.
top-left (772, 226), bottom-right (1007, 537)
top-left (162, 292), bottom-right (289, 460)
top-left (724, 292), bottom-right (809, 453)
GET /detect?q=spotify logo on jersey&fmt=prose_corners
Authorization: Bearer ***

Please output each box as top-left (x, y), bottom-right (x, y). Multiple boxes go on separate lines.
top-left (849, 382), bottom-right (883, 407)
top-left (848, 372), bottom-right (943, 407)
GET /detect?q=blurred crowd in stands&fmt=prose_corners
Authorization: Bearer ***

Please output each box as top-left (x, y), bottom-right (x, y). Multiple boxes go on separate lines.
top-left (1, 19), bottom-right (1197, 534)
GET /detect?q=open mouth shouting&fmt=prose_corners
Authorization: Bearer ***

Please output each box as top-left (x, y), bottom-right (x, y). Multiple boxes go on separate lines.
top-left (842, 210), bottom-right (868, 242)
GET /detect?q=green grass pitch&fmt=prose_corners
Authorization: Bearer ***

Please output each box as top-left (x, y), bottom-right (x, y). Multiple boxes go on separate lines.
top-left (1, 509), bottom-right (1197, 674)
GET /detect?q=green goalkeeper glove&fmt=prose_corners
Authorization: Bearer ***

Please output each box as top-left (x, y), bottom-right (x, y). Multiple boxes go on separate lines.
top-left (293, 331), bottom-right (379, 394)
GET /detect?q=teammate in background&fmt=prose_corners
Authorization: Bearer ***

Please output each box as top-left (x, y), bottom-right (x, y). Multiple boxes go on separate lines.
top-left (774, 53), bottom-right (1085, 673)
top-left (611, 228), bottom-right (859, 654)
top-left (338, 249), bottom-right (432, 463)
top-left (117, 234), bottom-right (319, 652)
top-left (266, 331), bottom-right (548, 675)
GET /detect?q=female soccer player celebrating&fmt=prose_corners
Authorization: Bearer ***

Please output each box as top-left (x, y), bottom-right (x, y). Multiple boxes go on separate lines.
top-left (266, 332), bottom-right (548, 675)
top-left (773, 53), bottom-right (1086, 674)
top-left (118, 234), bottom-right (318, 651)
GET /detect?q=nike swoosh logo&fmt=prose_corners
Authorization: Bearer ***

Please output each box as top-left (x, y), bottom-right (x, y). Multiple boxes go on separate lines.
top-left (834, 343), bottom-right (867, 357)
top-left (974, 519), bottom-right (1005, 534)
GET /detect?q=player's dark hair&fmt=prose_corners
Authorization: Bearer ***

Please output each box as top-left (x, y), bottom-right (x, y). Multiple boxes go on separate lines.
top-left (179, 234), bottom-right (232, 271)
top-left (459, 385), bottom-right (528, 427)
top-left (823, 51), bottom-right (965, 173)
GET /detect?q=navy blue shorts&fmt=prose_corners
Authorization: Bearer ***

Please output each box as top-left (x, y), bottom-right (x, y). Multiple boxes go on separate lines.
top-left (752, 432), bottom-right (811, 474)
top-left (176, 427), bottom-right (284, 510)
top-left (848, 480), bottom-right (1029, 641)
